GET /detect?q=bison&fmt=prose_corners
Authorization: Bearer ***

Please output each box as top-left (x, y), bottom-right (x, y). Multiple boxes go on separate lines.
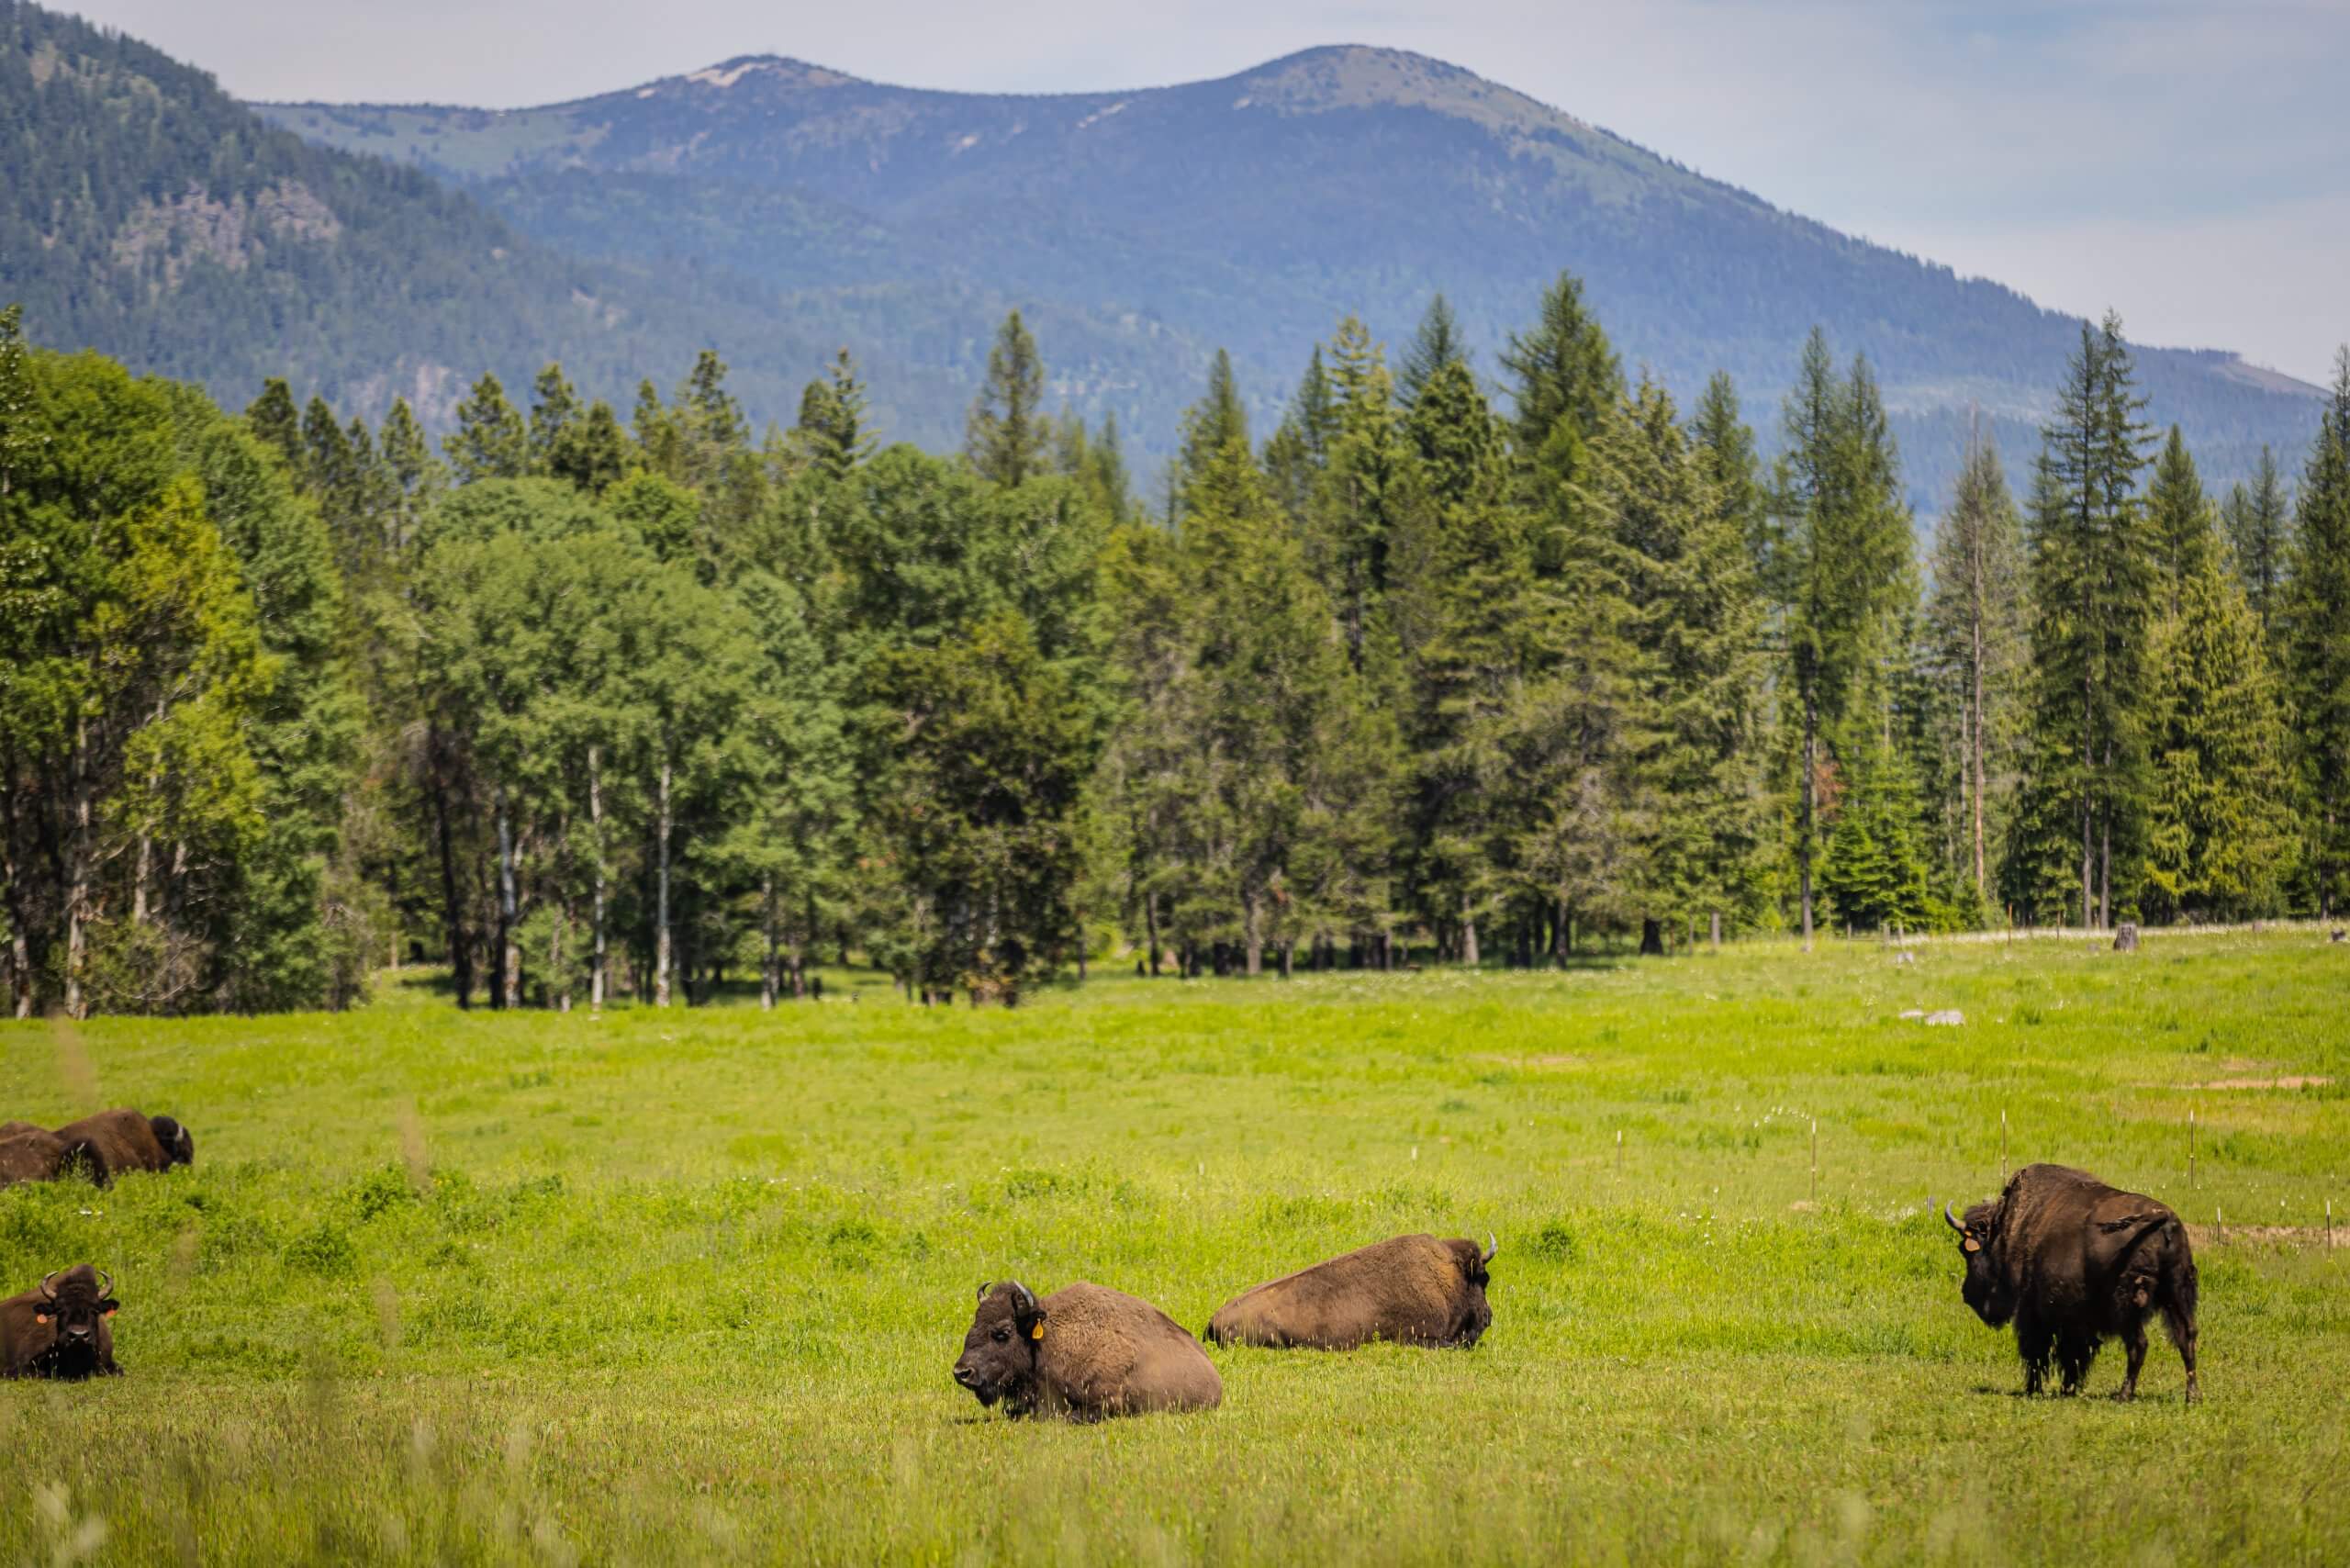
top-left (953, 1281), bottom-right (1222, 1420)
top-left (0, 1123), bottom-right (98, 1187)
top-left (1945, 1162), bottom-right (2199, 1402)
top-left (46, 1109), bottom-right (194, 1184)
top-left (1, 1265), bottom-right (123, 1380)
top-left (1205, 1232), bottom-right (1495, 1350)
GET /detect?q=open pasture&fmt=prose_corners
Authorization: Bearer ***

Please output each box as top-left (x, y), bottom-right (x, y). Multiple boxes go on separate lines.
top-left (1, 934), bottom-right (2345, 1564)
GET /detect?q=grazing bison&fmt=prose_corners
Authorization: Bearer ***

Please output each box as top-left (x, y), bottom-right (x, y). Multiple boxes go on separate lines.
top-left (46, 1109), bottom-right (194, 1183)
top-left (1945, 1162), bottom-right (2199, 1402)
top-left (0, 1123), bottom-right (93, 1187)
top-left (1205, 1233), bottom-right (1495, 1350)
top-left (953, 1281), bottom-right (1222, 1420)
top-left (1, 1265), bottom-right (122, 1380)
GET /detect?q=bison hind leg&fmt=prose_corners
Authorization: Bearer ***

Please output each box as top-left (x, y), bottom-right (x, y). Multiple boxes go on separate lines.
top-left (2162, 1265), bottom-right (2200, 1404)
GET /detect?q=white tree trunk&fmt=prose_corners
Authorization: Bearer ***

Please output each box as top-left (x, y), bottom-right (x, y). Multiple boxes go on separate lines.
top-left (588, 745), bottom-right (607, 1009)
top-left (654, 757), bottom-right (673, 1009)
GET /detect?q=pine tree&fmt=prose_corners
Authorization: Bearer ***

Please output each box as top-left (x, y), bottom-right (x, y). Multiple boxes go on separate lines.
top-left (1400, 294), bottom-right (1468, 407)
top-left (2018, 311), bottom-right (2155, 927)
top-left (2221, 445), bottom-right (2291, 649)
top-left (792, 348), bottom-right (877, 482)
top-left (528, 364), bottom-right (581, 477)
top-left (376, 397), bottom-right (443, 558)
top-left (1597, 378), bottom-right (1771, 937)
top-left (1925, 418), bottom-right (2027, 907)
top-left (2145, 425), bottom-right (2219, 616)
top-left (1499, 270), bottom-right (1621, 461)
top-left (2284, 348), bottom-right (2350, 915)
top-left (446, 372), bottom-right (527, 485)
top-left (244, 377), bottom-right (300, 466)
top-left (966, 309), bottom-right (1046, 487)
top-left (2143, 555), bottom-right (2297, 920)
top-left (1177, 349), bottom-right (1249, 508)
top-left (551, 401), bottom-right (630, 494)
top-left (1768, 331), bottom-right (1916, 945)
top-left (1689, 372), bottom-right (1766, 561)
top-left (1818, 676), bottom-right (1931, 932)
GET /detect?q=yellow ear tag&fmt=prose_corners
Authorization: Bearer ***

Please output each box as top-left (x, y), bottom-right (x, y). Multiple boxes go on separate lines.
top-left (1963, 1238), bottom-right (1981, 1253)
top-left (1030, 1322), bottom-right (1045, 1340)
top-left (33, 1315), bottom-right (49, 1326)
top-left (103, 1309), bottom-right (116, 1319)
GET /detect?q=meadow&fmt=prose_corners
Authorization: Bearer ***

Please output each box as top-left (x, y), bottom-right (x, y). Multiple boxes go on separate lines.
top-left (1, 931), bottom-right (2345, 1565)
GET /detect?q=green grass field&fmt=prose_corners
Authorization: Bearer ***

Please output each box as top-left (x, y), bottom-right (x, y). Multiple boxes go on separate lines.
top-left (3, 933), bottom-right (2345, 1564)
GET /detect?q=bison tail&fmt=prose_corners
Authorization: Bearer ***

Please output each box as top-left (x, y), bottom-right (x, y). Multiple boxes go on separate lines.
top-left (2163, 1253), bottom-right (2199, 1350)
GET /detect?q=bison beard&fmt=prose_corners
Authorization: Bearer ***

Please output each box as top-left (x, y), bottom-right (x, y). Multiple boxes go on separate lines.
top-left (0, 1264), bottom-right (122, 1381)
top-left (952, 1281), bottom-right (1221, 1421)
top-left (1204, 1233), bottom-right (1495, 1350)
top-left (1946, 1163), bottom-right (2199, 1403)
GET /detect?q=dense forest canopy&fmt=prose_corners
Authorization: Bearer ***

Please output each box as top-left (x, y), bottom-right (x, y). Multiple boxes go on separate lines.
top-left (5, 265), bottom-right (2347, 1018)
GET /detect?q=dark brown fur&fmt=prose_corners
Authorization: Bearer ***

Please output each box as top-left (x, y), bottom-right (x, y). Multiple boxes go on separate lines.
top-left (0, 1125), bottom-right (72, 1187)
top-left (46, 1109), bottom-right (194, 1184)
top-left (1205, 1233), bottom-right (1494, 1350)
top-left (0, 1264), bottom-right (122, 1380)
top-left (953, 1281), bottom-right (1222, 1420)
top-left (1947, 1162), bottom-right (2199, 1402)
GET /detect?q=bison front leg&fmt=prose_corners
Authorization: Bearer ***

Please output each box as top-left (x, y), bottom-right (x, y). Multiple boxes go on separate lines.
top-left (2015, 1313), bottom-right (2053, 1396)
top-left (2056, 1330), bottom-right (2098, 1396)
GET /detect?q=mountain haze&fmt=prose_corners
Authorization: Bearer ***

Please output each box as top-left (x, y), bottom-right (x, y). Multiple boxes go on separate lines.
top-left (258, 44), bottom-right (2325, 499)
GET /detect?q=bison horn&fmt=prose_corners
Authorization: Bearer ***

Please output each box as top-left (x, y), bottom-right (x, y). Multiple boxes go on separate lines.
top-left (978, 1281), bottom-right (991, 1303)
top-left (1482, 1232), bottom-right (1497, 1266)
top-left (1009, 1281), bottom-right (1036, 1316)
top-left (39, 1271), bottom-right (60, 1300)
top-left (95, 1269), bottom-right (114, 1299)
top-left (1943, 1204), bottom-right (1966, 1234)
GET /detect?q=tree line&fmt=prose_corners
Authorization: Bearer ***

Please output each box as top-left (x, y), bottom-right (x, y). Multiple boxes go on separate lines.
top-left (4, 282), bottom-right (2347, 1016)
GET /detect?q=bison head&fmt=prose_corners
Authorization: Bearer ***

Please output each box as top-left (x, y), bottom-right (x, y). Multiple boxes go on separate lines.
top-left (1451, 1234), bottom-right (1497, 1347)
top-left (30, 1265), bottom-right (118, 1379)
top-left (150, 1116), bottom-right (195, 1168)
top-left (1944, 1202), bottom-right (2013, 1326)
top-left (954, 1281), bottom-right (1046, 1413)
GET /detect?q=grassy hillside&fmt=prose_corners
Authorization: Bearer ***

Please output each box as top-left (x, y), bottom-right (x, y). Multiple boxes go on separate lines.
top-left (3, 934), bottom-right (2344, 1562)
top-left (259, 46), bottom-right (2328, 501)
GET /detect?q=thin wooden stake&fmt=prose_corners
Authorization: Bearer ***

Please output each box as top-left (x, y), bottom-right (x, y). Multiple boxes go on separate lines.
top-left (1999, 1109), bottom-right (2009, 1184)
top-left (2216, 1204), bottom-right (2225, 1245)
top-left (1809, 1118), bottom-right (1818, 1205)
top-left (1615, 1128), bottom-right (1623, 1178)
top-left (2328, 1197), bottom-right (2335, 1249)
top-left (2189, 1108), bottom-right (2197, 1190)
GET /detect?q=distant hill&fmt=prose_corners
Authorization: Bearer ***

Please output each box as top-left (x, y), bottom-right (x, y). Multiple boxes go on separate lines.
top-left (255, 45), bottom-right (2327, 504)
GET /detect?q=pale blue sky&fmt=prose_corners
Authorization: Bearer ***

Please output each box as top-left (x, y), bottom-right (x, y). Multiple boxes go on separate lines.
top-left (66, 0), bottom-right (2350, 383)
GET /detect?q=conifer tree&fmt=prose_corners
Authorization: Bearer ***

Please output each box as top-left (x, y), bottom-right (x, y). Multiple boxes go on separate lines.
top-left (1499, 271), bottom-right (1621, 461)
top-left (0, 304), bottom-right (31, 500)
top-left (244, 377), bottom-right (300, 466)
top-left (1177, 349), bottom-right (1249, 508)
top-left (2143, 554), bottom-right (2297, 920)
top-left (966, 309), bottom-right (1046, 487)
top-left (792, 349), bottom-right (877, 482)
top-left (2146, 425), bottom-right (2219, 616)
top-left (1690, 372), bottom-right (1766, 561)
top-left (2284, 348), bottom-right (2350, 915)
top-left (2018, 311), bottom-right (2154, 927)
top-left (1925, 419), bottom-right (2027, 905)
top-left (552, 401), bottom-right (630, 494)
top-left (528, 364), bottom-right (581, 477)
top-left (2221, 445), bottom-right (2291, 649)
top-left (1400, 294), bottom-right (1468, 407)
top-left (376, 397), bottom-right (443, 558)
top-left (447, 372), bottom-right (528, 485)
top-left (1768, 331), bottom-right (1916, 944)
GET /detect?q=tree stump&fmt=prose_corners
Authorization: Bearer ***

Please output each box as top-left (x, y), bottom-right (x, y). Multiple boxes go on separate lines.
top-left (2113, 922), bottom-right (2140, 953)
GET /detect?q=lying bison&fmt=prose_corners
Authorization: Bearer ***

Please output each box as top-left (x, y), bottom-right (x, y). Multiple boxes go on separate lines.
top-left (46, 1109), bottom-right (194, 1184)
top-left (1, 1265), bottom-right (122, 1380)
top-left (1205, 1232), bottom-right (1495, 1350)
top-left (953, 1281), bottom-right (1222, 1420)
top-left (1946, 1162), bottom-right (2199, 1402)
top-left (0, 1123), bottom-right (92, 1188)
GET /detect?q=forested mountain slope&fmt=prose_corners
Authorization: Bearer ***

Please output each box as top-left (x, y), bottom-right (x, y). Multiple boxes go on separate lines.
top-left (258, 44), bottom-right (2324, 499)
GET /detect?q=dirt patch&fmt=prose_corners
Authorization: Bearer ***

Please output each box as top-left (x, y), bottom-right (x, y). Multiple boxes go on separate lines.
top-left (2187, 1076), bottom-right (2332, 1091)
top-left (1470, 1053), bottom-right (1592, 1070)
top-left (2188, 1224), bottom-right (2344, 1249)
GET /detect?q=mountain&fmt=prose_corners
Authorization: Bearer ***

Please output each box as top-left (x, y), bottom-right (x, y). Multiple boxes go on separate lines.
top-left (253, 45), bottom-right (2326, 503)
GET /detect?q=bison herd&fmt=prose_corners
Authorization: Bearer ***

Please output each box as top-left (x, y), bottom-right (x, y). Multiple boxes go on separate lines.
top-left (0, 1113), bottom-right (2202, 1413)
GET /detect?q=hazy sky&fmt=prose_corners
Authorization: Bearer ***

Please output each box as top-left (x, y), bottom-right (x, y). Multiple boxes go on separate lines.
top-left (63, 0), bottom-right (2350, 385)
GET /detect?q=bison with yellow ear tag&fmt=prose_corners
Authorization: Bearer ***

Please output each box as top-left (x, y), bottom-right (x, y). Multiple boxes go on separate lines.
top-left (953, 1280), bottom-right (1220, 1421)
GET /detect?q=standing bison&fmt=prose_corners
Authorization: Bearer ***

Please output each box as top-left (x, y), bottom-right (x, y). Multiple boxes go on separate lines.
top-left (953, 1281), bottom-right (1222, 1420)
top-left (1, 1265), bottom-right (123, 1380)
top-left (1945, 1163), bottom-right (2199, 1402)
top-left (1205, 1233), bottom-right (1495, 1350)
top-left (46, 1110), bottom-right (194, 1183)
